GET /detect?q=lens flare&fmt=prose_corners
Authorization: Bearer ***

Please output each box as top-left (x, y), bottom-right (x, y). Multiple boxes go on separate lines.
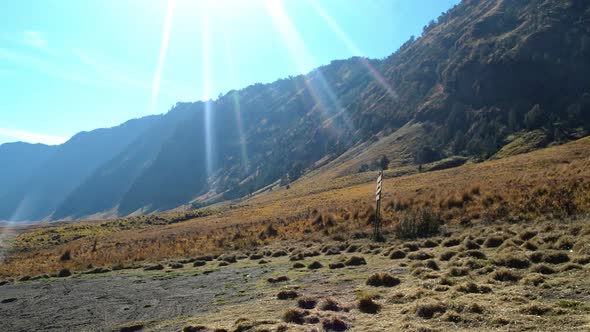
top-left (223, 33), bottom-right (250, 174)
top-left (202, 13), bottom-right (214, 178)
top-left (307, 0), bottom-right (398, 101)
top-left (264, 0), bottom-right (353, 133)
top-left (149, 0), bottom-right (176, 115)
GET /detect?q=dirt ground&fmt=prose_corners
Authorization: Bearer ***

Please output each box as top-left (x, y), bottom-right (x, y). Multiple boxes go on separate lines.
top-left (0, 264), bottom-right (274, 332)
top-left (1, 219), bottom-right (590, 332)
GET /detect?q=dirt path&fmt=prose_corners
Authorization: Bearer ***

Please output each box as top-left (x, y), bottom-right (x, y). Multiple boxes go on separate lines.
top-left (0, 265), bottom-right (274, 332)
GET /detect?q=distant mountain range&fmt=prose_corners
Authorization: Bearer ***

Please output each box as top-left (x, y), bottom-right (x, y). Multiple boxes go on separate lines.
top-left (2, 0), bottom-right (589, 222)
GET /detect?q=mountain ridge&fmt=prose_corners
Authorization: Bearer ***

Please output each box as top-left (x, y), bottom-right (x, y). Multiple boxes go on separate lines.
top-left (2, 0), bottom-right (589, 222)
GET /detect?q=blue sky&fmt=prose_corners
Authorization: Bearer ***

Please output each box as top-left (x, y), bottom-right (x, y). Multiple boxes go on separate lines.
top-left (0, 0), bottom-right (459, 145)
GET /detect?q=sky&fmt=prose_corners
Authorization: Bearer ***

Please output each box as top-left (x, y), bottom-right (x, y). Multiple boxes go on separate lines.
top-left (0, 0), bottom-right (459, 146)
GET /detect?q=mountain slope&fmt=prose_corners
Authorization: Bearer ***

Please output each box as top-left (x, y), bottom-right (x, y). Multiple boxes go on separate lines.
top-left (2, 0), bottom-right (589, 221)
top-left (0, 116), bottom-right (159, 221)
top-left (0, 142), bottom-right (56, 199)
top-left (52, 106), bottom-right (195, 219)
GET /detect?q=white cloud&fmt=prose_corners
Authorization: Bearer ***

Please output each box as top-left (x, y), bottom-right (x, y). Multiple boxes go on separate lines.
top-left (0, 127), bottom-right (68, 145)
top-left (22, 30), bottom-right (52, 53)
top-left (0, 47), bottom-right (99, 86)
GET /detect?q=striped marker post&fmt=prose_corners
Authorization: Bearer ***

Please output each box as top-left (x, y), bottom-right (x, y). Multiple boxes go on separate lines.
top-left (374, 170), bottom-right (384, 241)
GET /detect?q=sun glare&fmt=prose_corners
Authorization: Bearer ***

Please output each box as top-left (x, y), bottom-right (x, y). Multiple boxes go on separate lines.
top-left (264, 0), bottom-right (354, 134)
top-left (150, 0), bottom-right (176, 115)
top-left (307, 0), bottom-right (398, 101)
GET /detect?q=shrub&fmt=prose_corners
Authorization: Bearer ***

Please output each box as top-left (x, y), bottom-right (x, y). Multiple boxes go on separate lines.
top-left (442, 238), bottom-right (461, 247)
top-left (408, 251), bottom-right (433, 260)
top-left (390, 250), bottom-right (406, 259)
top-left (464, 240), bottom-right (480, 250)
top-left (462, 250), bottom-right (487, 259)
top-left (249, 253), bottom-right (263, 260)
top-left (455, 282), bottom-right (491, 294)
top-left (308, 261), bottom-right (323, 270)
top-left (329, 262), bottom-right (345, 269)
top-left (319, 298), bottom-right (341, 312)
top-left (304, 315), bottom-right (320, 324)
top-left (439, 276), bottom-right (454, 286)
top-left (267, 276), bottom-right (290, 283)
top-left (530, 252), bottom-right (544, 263)
top-left (522, 273), bottom-right (545, 286)
top-left (448, 267), bottom-right (469, 277)
top-left (415, 302), bottom-right (446, 319)
top-left (424, 259), bottom-right (439, 270)
top-left (272, 250), bottom-right (288, 257)
top-left (85, 267), bottom-right (110, 274)
top-left (521, 303), bottom-right (552, 316)
top-left (439, 250), bottom-right (457, 261)
top-left (543, 251), bottom-right (570, 264)
top-left (325, 247), bottom-right (341, 255)
top-left (358, 295), bottom-right (381, 314)
top-left (573, 255), bottom-right (590, 265)
top-left (57, 269), bottom-right (71, 278)
top-left (345, 256), bottom-right (367, 266)
top-left (366, 273), bottom-right (400, 287)
top-left (522, 241), bottom-right (538, 251)
top-left (292, 262), bottom-right (305, 269)
top-left (421, 239), bottom-right (438, 248)
top-left (560, 263), bottom-right (582, 272)
top-left (491, 268), bottom-right (521, 282)
top-left (467, 303), bottom-right (485, 314)
top-left (531, 264), bottom-right (556, 275)
top-left (195, 255), bottom-right (213, 261)
top-left (442, 310), bottom-right (462, 323)
top-left (169, 262), bottom-right (183, 269)
top-left (60, 250), bottom-right (71, 261)
top-left (183, 326), bottom-right (208, 332)
top-left (395, 208), bottom-right (441, 239)
top-left (321, 317), bottom-right (348, 331)
top-left (120, 323), bottom-right (145, 332)
top-left (219, 255), bottom-right (237, 263)
top-left (494, 254), bottom-right (530, 269)
top-left (519, 231), bottom-right (537, 241)
top-left (297, 297), bottom-right (317, 309)
top-left (283, 309), bottom-right (306, 324)
top-left (403, 242), bottom-right (420, 252)
top-left (277, 290), bottom-right (298, 300)
top-left (193, 260), bottom-right (206, 267)
top-left (484, 236), bottom-right (504, 248)
top-left (346, 244), bottom-right (360, 253)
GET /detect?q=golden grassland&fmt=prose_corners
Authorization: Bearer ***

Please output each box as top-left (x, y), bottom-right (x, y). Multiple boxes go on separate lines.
top-left (168, 218), bottom-right (590, 332)
top-left (1, 137), bottom-right (590, 279)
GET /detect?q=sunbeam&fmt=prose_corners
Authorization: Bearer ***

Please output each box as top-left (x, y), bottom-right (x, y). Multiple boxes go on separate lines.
top-left (149, 0), bottom-right (176, 115)
top-left (201, 12), bottom-right (214, 179)
top-left (307, 0), bottom-right (399, 101)
top-left (223, 32), bottom-right (250, 174)
top-left (0, 221), bottom-right (16, 264)
top-left (264, 0), bottom-right (354, 134)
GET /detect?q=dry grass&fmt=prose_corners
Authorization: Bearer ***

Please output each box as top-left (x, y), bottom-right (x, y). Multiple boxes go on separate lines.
top-left (1, 138), bottom-right (590, 331)
top-left (2, 137), bottom-right (590, 278)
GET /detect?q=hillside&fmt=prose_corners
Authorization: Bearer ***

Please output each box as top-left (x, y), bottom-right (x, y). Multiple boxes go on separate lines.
top-left (1, 135), bottom-right (589, 332)
top-left (1, 0), bottom-right (590, 222)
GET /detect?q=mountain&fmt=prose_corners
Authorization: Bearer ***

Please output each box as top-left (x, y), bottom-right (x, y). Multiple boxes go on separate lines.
top-left (0, 142), bottom-right (56, 198)
top-left (2, 0), bottom-right (589, 222)
top-left (0, 116), bottom-right (159, 221)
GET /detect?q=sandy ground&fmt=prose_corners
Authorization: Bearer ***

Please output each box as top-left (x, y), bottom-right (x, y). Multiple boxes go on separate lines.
top-left (0, 264), bottom-right (273, 332)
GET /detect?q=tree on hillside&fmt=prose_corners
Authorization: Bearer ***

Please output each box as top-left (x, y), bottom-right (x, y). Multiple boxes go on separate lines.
top-left (288, 162), bottom-right (304, 182)
top-left (524, 104), bottom-right (546, 129)
top-left (414, 146), bottom-right (440, 165)
top-left (380, 155), bottom-right (390, 170)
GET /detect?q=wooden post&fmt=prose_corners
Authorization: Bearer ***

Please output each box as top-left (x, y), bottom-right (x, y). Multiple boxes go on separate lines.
top-left (374, 170), bottom-right (383, 242)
